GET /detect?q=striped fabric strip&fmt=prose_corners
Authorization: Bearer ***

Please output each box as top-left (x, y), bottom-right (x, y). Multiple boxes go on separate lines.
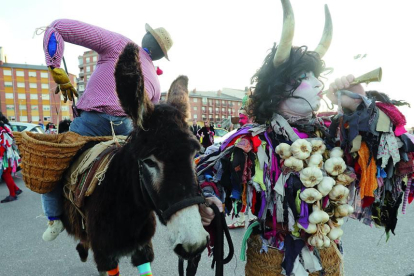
top-left (43, 19), bottom-right (161, 116)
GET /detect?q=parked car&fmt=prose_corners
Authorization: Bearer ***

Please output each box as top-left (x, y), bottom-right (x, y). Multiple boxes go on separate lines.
top-left (213, 127), bottom-right (228, 140)
top-left (10, 122), bottom-right (45, 133)
top-left (213, 129), bottom-right (237, 146)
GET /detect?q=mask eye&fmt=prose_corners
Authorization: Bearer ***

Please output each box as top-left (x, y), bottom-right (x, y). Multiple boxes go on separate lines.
top-left (299, 73), bottom-right (308, 80)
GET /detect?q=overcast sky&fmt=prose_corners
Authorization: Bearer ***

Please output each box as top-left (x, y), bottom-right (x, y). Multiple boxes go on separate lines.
top-left (1, 0), bottom-right (413, 126)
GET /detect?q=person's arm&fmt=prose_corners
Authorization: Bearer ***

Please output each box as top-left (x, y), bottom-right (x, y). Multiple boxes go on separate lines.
top-left (199, 196), bottom-right (223, 226)
top-left (43, 19), bottom-right (128, 68)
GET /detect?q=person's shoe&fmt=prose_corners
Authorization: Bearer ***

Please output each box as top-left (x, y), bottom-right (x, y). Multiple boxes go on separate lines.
top-left (42, 220), bottom-right (64, 241)
top-left (228, 221), bottom-right (245, 229)
top-left (15, 189), bottom-right (23, 195)
top-left (1, 195), bottom-right (17, 203)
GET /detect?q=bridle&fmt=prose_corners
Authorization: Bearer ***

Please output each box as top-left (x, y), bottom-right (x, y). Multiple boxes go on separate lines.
top-left (137, 159), bottom-right (205, 224)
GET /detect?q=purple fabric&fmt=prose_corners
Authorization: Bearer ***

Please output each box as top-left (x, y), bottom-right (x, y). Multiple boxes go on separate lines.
top-left (298, 200), bottom-right (310, 229)
top-left (43, 19), bottom-right (160, 116)
top-left (293, 127), bottom-right (309, 138)
top-left (258, 191), bottom-right (267, 219)
top-left (322, 195), bottom-right (330, 209)
top-left (220, 127), bottom-right (252, 151)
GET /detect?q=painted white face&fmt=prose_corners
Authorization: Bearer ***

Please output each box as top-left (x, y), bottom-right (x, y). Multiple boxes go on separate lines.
top-left (280, 71), bottom-right (323, 115)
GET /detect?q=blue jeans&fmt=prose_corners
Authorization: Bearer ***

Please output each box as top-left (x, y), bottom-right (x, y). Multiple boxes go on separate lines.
top-left (41, 111), bottom-right (133, 217)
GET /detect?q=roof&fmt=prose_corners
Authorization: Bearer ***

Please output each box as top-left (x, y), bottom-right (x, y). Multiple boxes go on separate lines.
top-left (0, 62), bottom-right (77, 77)
top-left (161, 90), bottom-right (242, 101)
top-left (1, 62), bottom-right (48, 70)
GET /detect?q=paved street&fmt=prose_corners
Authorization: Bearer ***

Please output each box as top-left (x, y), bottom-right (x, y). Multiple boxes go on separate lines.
top-left (1, 173), bottom-right (413, 276)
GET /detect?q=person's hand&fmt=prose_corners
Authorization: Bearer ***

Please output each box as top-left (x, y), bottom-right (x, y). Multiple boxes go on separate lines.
top-left (326, 74), bottom-right (366, 111)
top-left (199, 197), bottom-right (223, 226)
top-left (49, 67), bottom-right (79, 103)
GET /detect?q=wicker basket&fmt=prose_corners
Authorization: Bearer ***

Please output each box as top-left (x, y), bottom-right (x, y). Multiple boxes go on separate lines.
top-left (245, 235), bottom-right (343, 276)
top-left (20, 131), bottom-right (112, 194)
top-left (13, 131), bottom-right (22, 148)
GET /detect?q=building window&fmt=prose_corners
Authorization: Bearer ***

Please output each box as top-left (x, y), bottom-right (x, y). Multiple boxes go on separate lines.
top-left (202, 97), bottom-right (207, 104)
top-left (86, 66), bottom-right (91, 73)
top-left (17, 82), bottom-right (25, 88)
top-left (208, 107), bottom-right (212, 113)
top-left (93, 65), bottom-right (96, 70)
top-left (193, 107), bottom-right (198, 111)
top-left (41, 94), bottom-right (50, 100)
top-left (78, 57), bottom-right (83, 66)
top-left (29, 71), bottom-right (37, 77)
top-left (5, 93), bottom-right (14, 99)
top-left (222, 108), bottom-right (225, 112)
top-left (6, 105), bottom-right (14, 110)
top-left (43, 105), bottom-right (50, 111)
top-left (209, 100), bottom-right (213, 105)
top-left (202, 107), bottom-right (206, 112)
top-left (29, 83), bottom-right (38, 89)
top-left (78, 84), bottom-right (85, 91)
top-left (216, 100), bottom-right (220, 104)
top-left (222, 100), bottom-right (226, 104)
top-left (16, 71), bottom-right (24, 77)
top-left (193, 114), bottom-right (198, 119)
top-left (17, 94), bottom-right (26, 99)
top-left (41, 72), bottom-right (48, 78)
top-left (86, 57), bottom-right (90, 63)
top-left (193, 98), bottom-right (198, 103)
top-left (93, 56), bottom-right (97, 62)
top-left (61, 106), bottom-right (69, 111)
top-left (19, 105), bottom-right (27, 110)
top-left (215, 108), bottom-right (219, 112)
top-left (3, 69), bottom-right (12, 76)
top-left (31, 106), bottom-right (39, 111)
top-left (41, 83), bottom-right (49, 89)
top-left (32, 115), bottom-right (40, 122)
top-left (222, 115), bottom-right (226, 119)
top-left (4, 81), bottom-right (12, 87)
top-left (20, 116), bottom-right (28, 122)
top-left (30, 94), bottom-right (38, 100)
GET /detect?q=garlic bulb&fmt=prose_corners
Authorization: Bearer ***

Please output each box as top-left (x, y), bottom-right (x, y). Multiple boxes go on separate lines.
top-left (308, 234), bottom-right (324, 248)
top-left (311, 140), bottom-right (326, 155)
top-left (334, 204), bottom-right (354, 218)
top-left (336, 173), bottom-right (355, 186)
top-left (323, 235), bottom-right (331, 248)
top-left (329, 184), bottom-right (349, 202)
top-left (307, 153), bottom-right (324, 169)
top-left (291, 139), bottom-right (312, 160)
top-left (300, 188), bottom-right (322, 204)
top-left (334, 217), bottom-right (344, 226)
top-left (297, 222), bottom-right (317, 234)
top-left (275, 143), bottom-right (291, 159)
top-left (317, 176), bottom-right (335, 196)
top-left (321, 224), bottom-right (331, 235)
top-left (330, 147), bottom-right (343, 158)
top-left (324, 157), bottom-right (346, 176)
top-left (328, 226), bottom-right (344, 240)
top-left (300, 167), bottom-right (323, 187)
top-left (284, 156), bottom-right (304, 172)
top-left (309, 205), bottom-right (330, 224)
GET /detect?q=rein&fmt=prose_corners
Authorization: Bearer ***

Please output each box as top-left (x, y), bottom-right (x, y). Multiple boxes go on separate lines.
top-left (178, 203), bottom-right (234, 276)
top-left (137, 159), bottom-right (205, 224)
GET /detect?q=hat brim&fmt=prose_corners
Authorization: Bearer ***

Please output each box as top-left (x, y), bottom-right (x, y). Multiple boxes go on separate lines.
top-left (145, 23), bottom-right (169, 61)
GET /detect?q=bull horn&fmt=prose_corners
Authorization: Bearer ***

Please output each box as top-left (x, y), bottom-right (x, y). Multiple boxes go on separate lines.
top-left (314, 5), bottom-right (333, 58)
top-left (273, 0), bottom-right (295, 67)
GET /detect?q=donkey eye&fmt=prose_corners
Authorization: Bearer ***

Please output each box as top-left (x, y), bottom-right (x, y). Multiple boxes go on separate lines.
top-left (143, 159), bottom-right (157, 168)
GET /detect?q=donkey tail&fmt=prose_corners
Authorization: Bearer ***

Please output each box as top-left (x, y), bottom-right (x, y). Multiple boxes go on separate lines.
top-left (76, 241), bottom-right (89, 262)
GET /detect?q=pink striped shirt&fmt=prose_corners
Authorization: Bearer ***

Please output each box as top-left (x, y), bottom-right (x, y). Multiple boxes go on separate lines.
top-left (43, 19), bottom-right (160, 116)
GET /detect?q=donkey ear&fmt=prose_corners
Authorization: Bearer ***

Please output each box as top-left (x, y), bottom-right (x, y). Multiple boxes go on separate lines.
top-left (166, 75), bottom-right (190, 119)
top-left (115, 43), bottom-right (153, 128)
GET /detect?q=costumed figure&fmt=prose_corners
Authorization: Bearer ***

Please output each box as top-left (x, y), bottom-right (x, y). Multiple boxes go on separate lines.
top-left (196, 0), bottom-right (414, 275)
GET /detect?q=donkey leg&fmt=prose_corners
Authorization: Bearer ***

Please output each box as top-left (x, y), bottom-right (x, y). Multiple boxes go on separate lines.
top-left (131, 242), bottom-right (154, 274)
top-left (75, 241), bottom-right (89, 262)
top-left (93, 250), bottom-right (119, 274)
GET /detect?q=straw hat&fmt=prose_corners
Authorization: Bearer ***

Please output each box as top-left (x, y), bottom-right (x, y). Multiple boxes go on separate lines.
top-left (145, 23), bottom-right (173, 61)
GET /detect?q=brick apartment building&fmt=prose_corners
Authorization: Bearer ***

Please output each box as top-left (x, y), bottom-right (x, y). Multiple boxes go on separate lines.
top-left (0, 47), bottom-right (76, 124)
top-left (161, 89), bottom-right (245, 124)
top-left (77, 50), bottom-right (98, 97)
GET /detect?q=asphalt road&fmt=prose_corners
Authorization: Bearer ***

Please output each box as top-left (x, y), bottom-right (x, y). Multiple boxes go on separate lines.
top-left (1, 173), bottom-right (413, 276)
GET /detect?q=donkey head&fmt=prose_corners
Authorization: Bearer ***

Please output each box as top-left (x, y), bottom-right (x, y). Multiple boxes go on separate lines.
top-left (115, 43), bottom-right (208, 259)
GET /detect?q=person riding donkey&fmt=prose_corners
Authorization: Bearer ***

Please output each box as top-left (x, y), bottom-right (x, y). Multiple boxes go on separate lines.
top-left (39, 19), bottom-right (173, 276)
